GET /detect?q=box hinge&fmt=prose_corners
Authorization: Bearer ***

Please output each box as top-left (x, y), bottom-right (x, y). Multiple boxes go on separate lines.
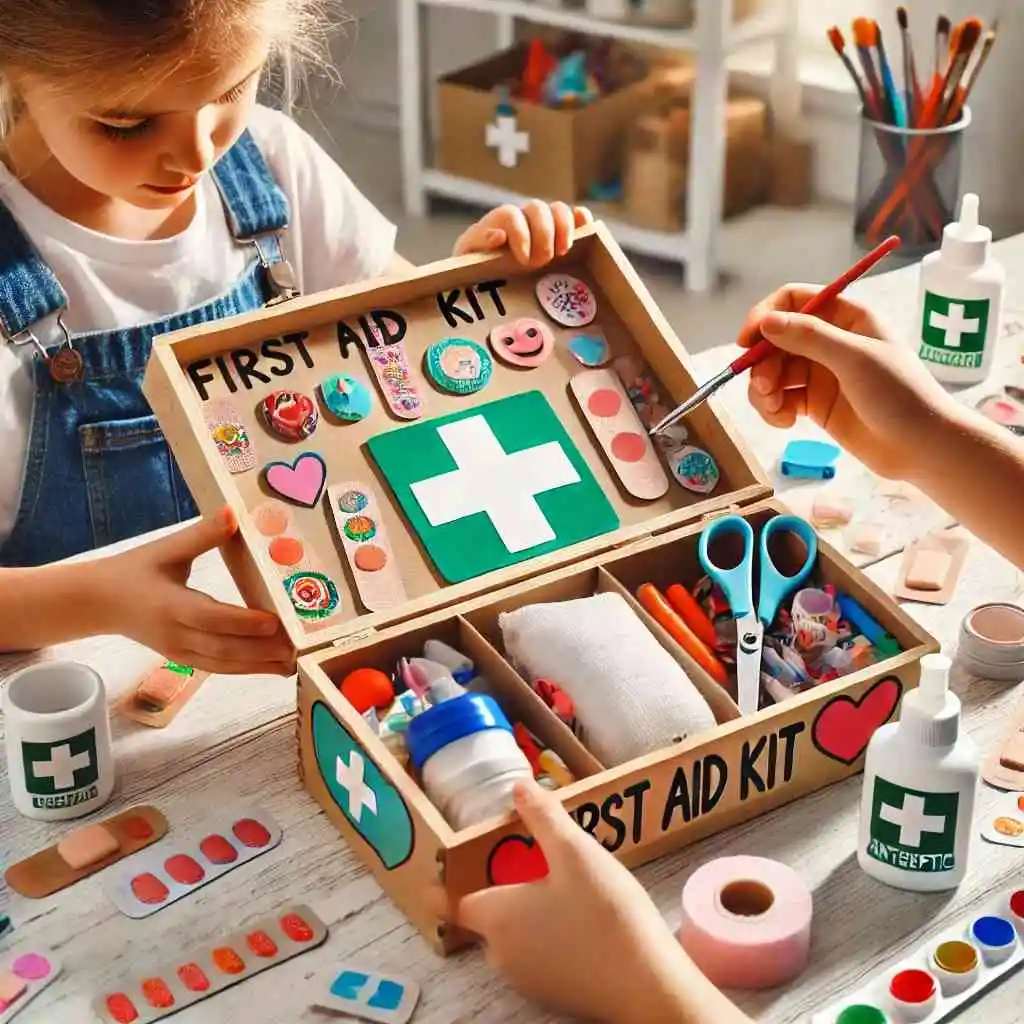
top-left (332, 627), bottom-right (377, 649)
top-left (699, 503), bottom-right (741, 524)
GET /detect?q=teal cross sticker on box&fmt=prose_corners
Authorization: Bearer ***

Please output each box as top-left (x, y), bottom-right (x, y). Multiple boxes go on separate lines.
top-left (366, 391), bottom-right (619, 583)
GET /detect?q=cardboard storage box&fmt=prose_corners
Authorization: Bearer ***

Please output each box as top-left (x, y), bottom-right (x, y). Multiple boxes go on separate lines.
top-left (435, 45), bottom-right (655, 201)
top-left (145, 223), bottom-right (936, 955)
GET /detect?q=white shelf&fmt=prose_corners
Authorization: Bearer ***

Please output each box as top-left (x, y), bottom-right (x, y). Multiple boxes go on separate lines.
top-left (418, 0), bottom-right (782, 51)
top-left (423, 169), bottom-right (692, 261)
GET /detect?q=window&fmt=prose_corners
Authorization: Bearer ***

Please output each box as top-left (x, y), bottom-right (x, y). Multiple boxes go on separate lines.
top-left (797, 0), bottom-right (882, 50)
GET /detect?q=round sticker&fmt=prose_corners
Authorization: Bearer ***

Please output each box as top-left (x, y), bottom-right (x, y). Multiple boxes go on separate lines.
top-left (670, 447), bottom-right (720, 495)
top-left (321, 373), bottom-right (373, 422)
top-left (259, 390), bottom-right (318, 441)
top-left (425, 338), bottom-right (493, 394)
top-left (488, 318), bottom-right (555, 368)
top-left (283, 571), bottom-right (340, 620)
top-left (535, 273), bottom-right (597, 327)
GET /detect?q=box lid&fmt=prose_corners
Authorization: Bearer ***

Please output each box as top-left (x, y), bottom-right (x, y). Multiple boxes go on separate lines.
top-left (144, 223), bottom-right (772, 653)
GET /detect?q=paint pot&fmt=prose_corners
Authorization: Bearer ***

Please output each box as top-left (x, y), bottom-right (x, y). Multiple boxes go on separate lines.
top-left (1009, 889), bottom-right (1024, 927)
top-left (969, 915), bottom-right (1017, 967)
top-left (835, 1007), bottom-right (888, 1024)
top-left (957, 603), bottom-right (1024, 681)
top-left (886, 968), bottom-right (937, 1021)
top-left (406, 694), bottom-right (532, 830)
top-left (929, 939), bottom-right (979, 996)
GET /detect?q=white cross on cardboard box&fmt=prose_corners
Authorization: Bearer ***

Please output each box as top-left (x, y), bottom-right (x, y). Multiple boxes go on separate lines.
top-left (929, 302), bottom-right (981, 348)
top-left (485, 114), bottom-right (529, 169)
top-left (335, 749), bottom-right (378, 824)
top-left (32, 743), bottom-right (91, 791)
top-left (880, 792), bottom-right (947, 848)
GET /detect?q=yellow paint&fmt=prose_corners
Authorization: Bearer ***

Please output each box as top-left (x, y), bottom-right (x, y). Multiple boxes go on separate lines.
top-left (934, 940), bottom-right (978, 974)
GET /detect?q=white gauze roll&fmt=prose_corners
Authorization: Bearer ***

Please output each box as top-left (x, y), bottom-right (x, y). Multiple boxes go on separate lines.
top-left (499, 592), bottom-right (716, 766)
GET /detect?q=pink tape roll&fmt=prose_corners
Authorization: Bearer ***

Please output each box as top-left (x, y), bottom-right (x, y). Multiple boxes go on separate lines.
top-left (678, 855), bottom-right (812, 990)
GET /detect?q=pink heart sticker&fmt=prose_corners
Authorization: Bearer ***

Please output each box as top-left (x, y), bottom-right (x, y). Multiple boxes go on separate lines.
top-left (264, 452), bottom-right (327, 508)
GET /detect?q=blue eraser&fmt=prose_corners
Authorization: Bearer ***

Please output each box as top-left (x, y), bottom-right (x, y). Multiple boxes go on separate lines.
top-left (782, 439), bottom-right (840, 469)
top-left (780, 461), bottom-right (836, 480)
top-left (837, 593), bottom-right (885, 644)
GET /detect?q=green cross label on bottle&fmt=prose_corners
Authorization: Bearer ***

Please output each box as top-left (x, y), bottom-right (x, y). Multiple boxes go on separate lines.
top-left (919, 291), bottom-right (990, 369)
top-left (20, 728), bottom-right (99, 809)
top-left (866, 777), bottom-right (959, 873)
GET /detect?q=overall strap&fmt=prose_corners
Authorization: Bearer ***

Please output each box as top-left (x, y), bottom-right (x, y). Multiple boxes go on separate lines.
top-left (0, 203), bottom-right (67, 339)
top-left (212, 129), bottom-right (290, 243)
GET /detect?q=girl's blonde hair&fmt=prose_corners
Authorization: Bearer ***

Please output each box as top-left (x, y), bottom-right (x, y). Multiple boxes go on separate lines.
top-left (0, 0), bottom-right (334, 130)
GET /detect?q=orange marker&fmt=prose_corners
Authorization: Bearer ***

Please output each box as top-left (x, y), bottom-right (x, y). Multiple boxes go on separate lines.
top-left (637, 583), bottom-right (728, 686)
top-left (665, 583), bottom-right (719, 651)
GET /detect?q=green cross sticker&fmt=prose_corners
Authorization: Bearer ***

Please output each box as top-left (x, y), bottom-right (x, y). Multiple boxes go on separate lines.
top-left (21, 728), bottom-right (98, 802)
top-left (919, 291), bottom-right (990, 369)
top-left (865, 777), bottom-right (959, 873)
top-left (367, 391), bottom-right (619, 583)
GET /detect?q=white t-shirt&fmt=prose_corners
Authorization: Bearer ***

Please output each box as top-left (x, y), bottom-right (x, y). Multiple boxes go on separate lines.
top-left (0, 105), bottom-right (397, 544)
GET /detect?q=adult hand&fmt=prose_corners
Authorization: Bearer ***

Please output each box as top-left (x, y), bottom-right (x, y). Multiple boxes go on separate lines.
top-left (453, 201), bottom-right (594, 268)
top-left (92, 507), bottom-right (295, 675)
top-left (739, 285), bottom-right (956, 478)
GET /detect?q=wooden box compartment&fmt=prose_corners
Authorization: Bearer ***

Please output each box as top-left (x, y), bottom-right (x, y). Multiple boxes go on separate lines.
top-left (143, 222), bottom-right (937, 956)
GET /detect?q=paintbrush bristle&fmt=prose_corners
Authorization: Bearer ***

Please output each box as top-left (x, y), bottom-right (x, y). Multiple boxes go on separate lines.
top-left (937, 14), bottom-right (951, 35)
top-left (950, 22), bottom-right (963, 51)
top-left (896, 5), bottom-right (908, 31)
top-left (958, 18), bottom-right (982, 54)
top-left (827, 25), bottom-right (846, 54)
top-left (852, 16), bottom-right (878, 48)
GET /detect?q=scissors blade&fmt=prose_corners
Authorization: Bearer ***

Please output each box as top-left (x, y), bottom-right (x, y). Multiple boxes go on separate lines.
top-left (735, 614), bottom-right (764, 716)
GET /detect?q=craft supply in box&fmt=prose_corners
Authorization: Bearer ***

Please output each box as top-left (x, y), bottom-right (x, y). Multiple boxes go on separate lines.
top-left (117, 662), bottom-right (211, 729)
top-left (5, 805), bottom-right (167, 899)
top-left (0, 949), bottom-right (61, 1022)
top-left (677, 855), bottom-right (812, 990)
top-left (313, 965), bottom-right (421, 1023)
top-left (893, 532), bottom-right (969, 606)
top-left (958, 603), bottom-right (1024, 682)
top-left (982, 688), bottom-right (1024, 791)
top-left (93, 905), bottom-right (327, 1023)
top-left (980, 790), bottom-right (1024, 847)
top-left (637, 583), bottom-right (728, 686)
top-left (570, 368), bottom-right (669, 501)
top-left (811, 887), bottom-right (1024, 1024)
top-left (499, 592), bottom-right (716, 767)
top-left (779, 439), bottom-right (840, 479)
top-left (104, 807), bottom-right (282, 918)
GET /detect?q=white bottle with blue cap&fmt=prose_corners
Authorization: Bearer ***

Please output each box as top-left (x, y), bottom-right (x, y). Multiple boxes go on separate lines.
top-left (917, 192), bottom-right (1005, 385)
top-left (857, 653), bottom-right (979, 892)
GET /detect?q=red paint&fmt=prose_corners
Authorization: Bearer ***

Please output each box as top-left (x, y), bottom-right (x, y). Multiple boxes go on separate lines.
top-left (105, 993), bottom-right (139, 1023)
top-left (130, 873), bottom-right (169, 905)
top-left (233, 818), bottom-right (271, 848)
top-left (247, 930), bottom-right (278, 957)
top-left (177, 963), bottom-right (210, 992)
top-left (1010, 890), bottom-right (1024, 919)
top-left (487, 834), bottom-right (550, 886)
top-left (141, 978), bottom-right (175, 1008)
top-left (889, 969), bottom-right (936, 1004)
top-left (165, 854), bottom-right (205, 885)
top-left (121, 816), bottom-right (154, 841)
top-left (811, 677), bottom-right (902, 765)
top-left (609, 431), bottom-right (646, 463)
top-left (200, 834), bottom-right (238, 865)
top-left (212, 947), bottom-right (245, 974)
top-left (280, 912), bottom-right (314, 942)
top-left (587, 388), bottom-right (622, 418)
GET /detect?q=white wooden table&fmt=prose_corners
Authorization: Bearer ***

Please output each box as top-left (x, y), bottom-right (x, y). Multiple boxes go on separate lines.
top-left (4, 238), bottom-right (1024, 1024)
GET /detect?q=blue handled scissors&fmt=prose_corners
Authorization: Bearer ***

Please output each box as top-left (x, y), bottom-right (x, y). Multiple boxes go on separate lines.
top-left (698, 514), bottom-right (818, 715)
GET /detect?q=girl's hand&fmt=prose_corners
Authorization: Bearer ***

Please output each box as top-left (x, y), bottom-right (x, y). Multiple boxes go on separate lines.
top-left (444, 779), bottom-right (752, 1024)
top-left (453, 202), bottom-right (594, 268)
top-left (740, 284), bottom-right (957, 479)
top-left (91, 508), bottom-right (296, 676)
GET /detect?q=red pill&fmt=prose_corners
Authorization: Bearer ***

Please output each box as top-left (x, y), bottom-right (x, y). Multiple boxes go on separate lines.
top-left (200, 834), bottom-right (238, 864)
top-left (232, 818), bottom-right (271, 848)
top-left (141, 978), bottom-right (175, 1008)
top-left (105, 994), bottom-right (138, 1023)
top-left (212, 947), bottom-right (245, 974)
top-left (130, 873), bottom-right (169, 905)
top-left (165, 854), bottom-right (204, 885)
top-left (177, 963), bottom-right (210, 992)
top-left (120, 816), bottom-right (154, 841)
top-left (246, 930), bottom-right (278, 958)
top-left (280, 912), bottom-right (314, 942)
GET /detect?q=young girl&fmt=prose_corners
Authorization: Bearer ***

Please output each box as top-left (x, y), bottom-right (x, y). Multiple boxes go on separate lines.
top-left (0, 0), bottom-right (591, 669)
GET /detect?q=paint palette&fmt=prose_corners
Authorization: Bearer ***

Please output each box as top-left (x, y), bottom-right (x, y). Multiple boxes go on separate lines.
top-left (93, 904), bottom-right (327, 1023)
top-left (104, 808), bottom-right (282, 919)
top-left (981, 791), bottom-right (1024, 847)
top-left (0, 950), bottom-right (61, 1022)
top-left (812, 888), bottom-right (1024, 1023)
top-left (313, 965), bottom-right (421, 1023)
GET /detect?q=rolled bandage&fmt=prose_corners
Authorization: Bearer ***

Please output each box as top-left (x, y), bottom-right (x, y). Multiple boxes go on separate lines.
top-left (678, 855), bottom-right (813, 990)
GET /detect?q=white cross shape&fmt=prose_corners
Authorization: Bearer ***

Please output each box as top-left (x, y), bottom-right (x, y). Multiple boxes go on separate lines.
top-left (485, 115), bottom-right (530, 169)
top-left (335, 750), bottom-right (378, 824)
top-left (32, 743), bottom-right (91, 791)
top-left (929, 302), bottom-right (980, 348)
top-left (410, 416), bottom-right (580, 553)
top-left (880, 793), bottom-right (946, 848)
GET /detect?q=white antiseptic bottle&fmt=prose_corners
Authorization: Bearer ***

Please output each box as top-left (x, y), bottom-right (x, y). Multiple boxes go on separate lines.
top-left (916, 192), bottom-right (1005, 385)
top-left (857, 653), bottom-right (979, 892)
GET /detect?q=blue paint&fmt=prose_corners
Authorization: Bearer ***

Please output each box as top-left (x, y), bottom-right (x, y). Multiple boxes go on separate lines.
top-left (972, 915), bottom-right (1016, 949)
top-left (369, 980), bottom-right (406, 1010)
top-left (567, 333), bottom-right (609, 367)
top-left (332, 970), bottom-right (370, 1000)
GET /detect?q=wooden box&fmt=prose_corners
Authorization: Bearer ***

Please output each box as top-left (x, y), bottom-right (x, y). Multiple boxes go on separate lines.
top-left (144, 224), bottom-right (936, 955)
top-left (435, 45), bottom-right (655, 202)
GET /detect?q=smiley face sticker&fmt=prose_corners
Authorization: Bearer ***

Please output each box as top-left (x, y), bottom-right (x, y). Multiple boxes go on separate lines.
top-left (488, 318), bottom-right (555, 368)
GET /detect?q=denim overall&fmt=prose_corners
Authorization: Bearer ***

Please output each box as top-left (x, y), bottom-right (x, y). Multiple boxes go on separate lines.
top-left (0, 131), bottom-right (294, 567)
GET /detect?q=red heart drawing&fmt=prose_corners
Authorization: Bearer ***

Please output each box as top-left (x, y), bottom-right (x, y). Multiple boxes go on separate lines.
top-left (812, 676), bottom-right (903, 766)
top-left (486, 834), bottom-right (549, 886)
